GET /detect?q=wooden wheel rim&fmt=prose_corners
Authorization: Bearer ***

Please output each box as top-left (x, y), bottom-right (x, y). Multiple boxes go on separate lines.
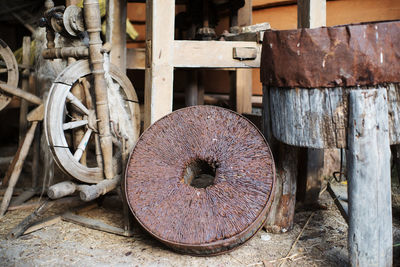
top-left (0, 39), bottom-right (19, 111)
top-left (45, 60), bottom-right (140, 183)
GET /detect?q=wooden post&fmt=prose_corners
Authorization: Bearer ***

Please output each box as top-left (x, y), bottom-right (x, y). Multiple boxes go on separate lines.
top-left (297, 0), bottom-right (326, 205)
top-left (106, 0), bottom-right (127, 71)
top-left (231, 0), bottom-right (253, 114)
top-left (347, 89), bottom-right (392, 267)
top-left (19, 37), bottom-right (31, 143)
top-left (263, 86), bottom-right (298, 232)
top-left (144, 0), bottom-right (175, 128)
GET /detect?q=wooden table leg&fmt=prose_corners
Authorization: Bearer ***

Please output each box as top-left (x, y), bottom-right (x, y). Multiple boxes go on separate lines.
top-left (347, 89), bottom-right (392, 266)
top-left (263, 86), bottom-right (298, 233)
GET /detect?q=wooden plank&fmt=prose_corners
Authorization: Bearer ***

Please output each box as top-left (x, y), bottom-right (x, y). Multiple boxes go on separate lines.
top-left (19, 36), bottom-right (31, 143)
top-left (172, 41), bottom-right (261, 68)
top-left (62, 212), bottom-right (127, 236)
top-left (144, 0), bottom-right (175, 128)
top-left (297, 0), bottom-right (326, 28)
top-left (126, 48), bottom-right (145, 70)
top-left (347, 89), bottom-right (392, 266)
top-left (23, 215), bottom-right (61, 235)
top-left (106, 0), bottom-right (127, 70)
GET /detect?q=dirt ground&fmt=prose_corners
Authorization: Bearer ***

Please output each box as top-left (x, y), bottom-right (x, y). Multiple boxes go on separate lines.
top-left (1, 182), bottom-right (399, 267)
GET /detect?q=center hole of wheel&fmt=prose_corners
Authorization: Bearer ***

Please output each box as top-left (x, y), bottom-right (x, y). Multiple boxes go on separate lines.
top-left (183, 159), bottom-right (216, 188)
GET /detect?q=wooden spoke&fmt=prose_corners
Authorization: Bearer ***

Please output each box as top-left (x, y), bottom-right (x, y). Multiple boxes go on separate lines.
top-left (94, 133), bottom-right (103, 168)
top-left (0, 68), bottom-right (8, 74)
top-left (67, 92), bottom-right (89, 115)
top-left (73, 129), bottom-right (92, 161)
top-left (63, 120), bottom-right (88, 130)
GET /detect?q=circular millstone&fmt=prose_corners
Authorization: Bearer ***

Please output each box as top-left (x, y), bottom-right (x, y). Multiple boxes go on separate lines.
top-left (125, 106), bottom-right (275, 255)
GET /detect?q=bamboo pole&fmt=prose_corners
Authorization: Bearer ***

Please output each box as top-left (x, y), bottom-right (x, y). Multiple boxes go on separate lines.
top-left (0, 121), bottom-right (38, 218)
top-left (83, 0), bottom-right (114, 179)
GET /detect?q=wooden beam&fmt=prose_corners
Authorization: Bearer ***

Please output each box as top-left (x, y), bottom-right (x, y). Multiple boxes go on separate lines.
top-left (19, 36), bottom-right (31, 143)
top-left (172, 41), bottom-right (261, 69)
top-left (235, 0), bottom-right (253, 114)
top-left (347, 89), bottom-right (392, 266)
top-left (106, 0), bottom-right (127, 70)
top-left (144, 0), bottom-right (175, 128)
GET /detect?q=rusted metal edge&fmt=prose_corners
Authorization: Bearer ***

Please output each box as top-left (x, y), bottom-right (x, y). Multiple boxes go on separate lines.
top-left (124, 106), bottom-right (276, 256)
top-left (261, 20), bottom-right (400, 88)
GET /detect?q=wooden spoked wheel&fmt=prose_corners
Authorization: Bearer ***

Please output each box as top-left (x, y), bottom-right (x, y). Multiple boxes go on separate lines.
top-left (0, 39), bottom-right (19, 111)
top-left (45, 60), bottom-right (140, 184)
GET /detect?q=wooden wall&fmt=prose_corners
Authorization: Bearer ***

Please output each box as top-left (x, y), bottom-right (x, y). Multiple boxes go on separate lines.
top-left (126, 0), bottom-right (400, 98)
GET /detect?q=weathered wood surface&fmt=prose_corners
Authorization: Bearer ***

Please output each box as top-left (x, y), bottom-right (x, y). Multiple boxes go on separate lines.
top-left (296, 0), bottom-right (326, 206)
top-left (106, 0), bottom-right (127, 70)
top-left (172, 41), bottom-right (261, 69)
top-left (268, 83), bottom-right (400, 148)
top-left (78, 175), bottom-right (120, 202)
top-left (47, 181), bottom-right (81, 199)
top-left (144, 0), bottom-right (175, 128)
top-left (263, 87), bottom-right (298, 233)
top-left (0, 84), bottom-right (42, 106)
top-left (235, 0), bottom-right (253, 115)
top-left (347, 89), bottom-right (392, 267)
top-left (19, 36), bottom-right (31, 143)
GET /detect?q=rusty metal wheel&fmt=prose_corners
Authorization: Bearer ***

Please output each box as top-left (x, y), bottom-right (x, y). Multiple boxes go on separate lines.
top-left (0, 39), bottom-right (19, 111)
top-left (125, 106), bottom-right (275, 255)
top-left (45, 60), bottom-right (140, 184)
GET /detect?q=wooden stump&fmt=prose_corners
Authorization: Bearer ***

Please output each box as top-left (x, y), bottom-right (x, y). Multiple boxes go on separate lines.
top-left (347, 89), bottom-right (392, 267)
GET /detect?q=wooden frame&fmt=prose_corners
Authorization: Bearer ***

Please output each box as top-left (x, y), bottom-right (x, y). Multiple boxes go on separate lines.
top-left (143, 0), bottom-right (260, 128)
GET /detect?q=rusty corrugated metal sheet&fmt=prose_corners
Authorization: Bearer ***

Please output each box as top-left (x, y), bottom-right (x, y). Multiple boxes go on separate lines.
top-left (260, 20), bottom-right (400, 88)
top-left (125, 106), bottom-right (275, 255)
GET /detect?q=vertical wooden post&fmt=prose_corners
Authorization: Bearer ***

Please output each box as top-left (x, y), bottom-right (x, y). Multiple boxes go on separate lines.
top-left (347, 89), bottom-right (392, 267)
top-left (263, 87), bottom-right (299, 232)
top-left (19, 37), bottom-right (31, 143)
top-left (144, 0), bottom-right (175, 128)
top-left (297, 0), bottom-right (326, 205)
top-left (232, 0), bottom-right (252, 114)
top-left (106, 0), bottom-right (127, 71)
